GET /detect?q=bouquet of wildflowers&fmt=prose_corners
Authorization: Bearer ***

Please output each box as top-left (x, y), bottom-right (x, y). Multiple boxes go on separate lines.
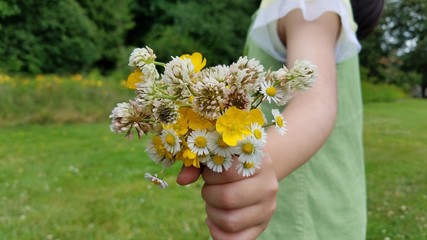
top-left (109, 46), bottom-right (316, 188)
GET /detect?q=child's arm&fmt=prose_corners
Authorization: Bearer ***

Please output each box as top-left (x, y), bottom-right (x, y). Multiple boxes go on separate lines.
top-left (178, 9), bottom-right (341, 239)
top-left (267, 9), bottom-right (340, 180)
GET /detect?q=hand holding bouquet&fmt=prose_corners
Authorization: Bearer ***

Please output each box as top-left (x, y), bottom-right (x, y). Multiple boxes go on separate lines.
top-left (109, 46), bottom-right (316, 188)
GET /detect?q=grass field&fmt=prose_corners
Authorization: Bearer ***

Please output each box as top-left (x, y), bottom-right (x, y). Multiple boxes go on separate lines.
top-left (1, 98), bottom-right (426, 239)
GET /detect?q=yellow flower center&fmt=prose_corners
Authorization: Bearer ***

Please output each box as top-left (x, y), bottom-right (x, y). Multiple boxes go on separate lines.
top-left (276, 116), bottom-right (284, 127)
top-left (213, 155), bottom-right (225, 165)
top-left (152, 179), bottom-right (161, 185)
top-left (266, 86), bottom-right (277, 97)
top-left (242, 143), bottom-right (254, 154)
top-left (253, 129), bottom-right (262, 140)
top-left (243, 162), bottom-right (254, 169)
top-left (195, 136), bottom-right (207, 148)
top-left (165, 134), bottom-right (176, 146)
top-left (217, 138), bottom-right (228, 148)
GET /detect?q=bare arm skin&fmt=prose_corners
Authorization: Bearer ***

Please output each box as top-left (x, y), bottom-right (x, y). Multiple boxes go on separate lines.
top-left (268, 9), bottom-right (340, 180)
top-left (177, 9), bottom-right (341, 240)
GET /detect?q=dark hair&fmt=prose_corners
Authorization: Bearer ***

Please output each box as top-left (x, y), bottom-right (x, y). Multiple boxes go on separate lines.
top-left (351, 0), bottom-right (385, 39)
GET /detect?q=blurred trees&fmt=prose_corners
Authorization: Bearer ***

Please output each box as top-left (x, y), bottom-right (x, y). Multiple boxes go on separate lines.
top-left (130, 0), bottom-right (260, 65)
top-left (0, 0), bottom-right (100, 74)
top-left (360, 0), bottom-right (426, 96)
top-left (0, 0), bottom-right (259, 74)
top-left (0, 0), bottom-right (426, 97)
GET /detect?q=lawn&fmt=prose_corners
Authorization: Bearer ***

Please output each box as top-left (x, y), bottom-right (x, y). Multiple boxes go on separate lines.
top-left (0, 98), bottom-right (426, 239)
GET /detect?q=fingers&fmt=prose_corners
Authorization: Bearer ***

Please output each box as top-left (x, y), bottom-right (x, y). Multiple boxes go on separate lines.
top-left (202, 156), bottom-right (261, 185)
top-left (176, 164), bottom-right (202, 185)
top-left (202, 154), bottom-right (277, 209)
top-left (202, 154), bottom-right (278, 234)
top-left (206, 217), bottom-right (268, 240)
top-left (201, 173), bottom-right (276, 209)
top-left (205, 199), bottom-right (276, 233)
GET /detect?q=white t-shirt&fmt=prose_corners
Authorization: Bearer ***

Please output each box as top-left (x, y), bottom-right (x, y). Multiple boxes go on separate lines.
top-left (249, 0), bottom-right (361, 63)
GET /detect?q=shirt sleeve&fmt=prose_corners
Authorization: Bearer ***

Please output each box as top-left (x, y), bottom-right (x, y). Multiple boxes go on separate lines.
top-left (249, 0), bottom-right (361, 63)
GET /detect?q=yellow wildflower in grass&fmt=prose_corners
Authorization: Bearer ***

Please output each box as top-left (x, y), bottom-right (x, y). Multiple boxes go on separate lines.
top-left (216, 107), bottom-right (254, 146)
top-left (180, 52), bottom-right (206, 73)
top-left (36, 74), bottom-right (45, 80)
top-left (71, 74), bottom-right (83, 81)
top-left (127, 69), bottom-right (144, 89)
top-left (0, 74), bottom-right (12, 85)
top-left (187, 108), bottom-right (212, 130)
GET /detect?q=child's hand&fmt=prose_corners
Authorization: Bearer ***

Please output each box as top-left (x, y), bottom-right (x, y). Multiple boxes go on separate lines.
top-left (201, 154), bottom-right (278, 239)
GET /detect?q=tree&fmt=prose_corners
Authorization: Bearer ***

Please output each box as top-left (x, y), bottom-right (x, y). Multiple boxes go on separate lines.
top-left (127, 0), bottom-right (260, 66)
top-left (75, 0), bottom-right (135, 73)
top-left (0, 0), bottom-right (100, 74)
top-left (360, 0), bottom-right (427, 96)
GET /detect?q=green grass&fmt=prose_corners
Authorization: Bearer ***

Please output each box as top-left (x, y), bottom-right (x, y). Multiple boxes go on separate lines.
top-left (364, 99), bottom-right (427, 240)
top-left (1, 99), bottom-right (426, 239)
top-left (0, 124), bottom-right (208, 240)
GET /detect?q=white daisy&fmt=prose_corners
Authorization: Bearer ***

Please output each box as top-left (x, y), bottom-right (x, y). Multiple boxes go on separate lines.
top-left (207, 131), bottom-right (237, 157)
top-left (206, 154), bottom-right (233, 173)
top-left (236, 136), bottom-right (264, 163)
top-left (260, 80), bottom-right (285, 104)
top-left (272, 109), bottom-right (287, 135)
top-left (144, 173), bottom-right (168, 189)
top-left (146, 136), bottom-right (165, 164)
top-left (187, 129), bottom-right (210, 156)
top-left (160, 128), bottom-right (181, 154)
top-left (236, 159), bottom-right (262, 177)
top-left (250, 123), bottom-right (267, 144)
top-left (146, 135), bottom-right (175, 166)
top-left (198, 154), bottom-right (211, 164)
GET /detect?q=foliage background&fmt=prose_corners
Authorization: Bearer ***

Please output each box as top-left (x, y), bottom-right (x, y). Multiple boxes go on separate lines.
top-left (1, 0), bottom-right (425, 96)
top-left (0, 0), bottom-right (426, 239)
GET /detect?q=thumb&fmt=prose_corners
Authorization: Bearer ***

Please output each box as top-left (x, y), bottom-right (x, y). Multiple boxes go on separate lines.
top-left (176, 164), bottom-right (202, 185)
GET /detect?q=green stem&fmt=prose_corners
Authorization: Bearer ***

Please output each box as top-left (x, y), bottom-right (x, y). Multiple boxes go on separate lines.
top-left (263, 122), bottom-right (275, 128)
top-left (154, 61), bottom-right (166, 67)
top-left (156, 94), bottom-right (178, 100)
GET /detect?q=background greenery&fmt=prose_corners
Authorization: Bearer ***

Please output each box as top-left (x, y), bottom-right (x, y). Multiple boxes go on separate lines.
top-left (0, 0), bottom-right (426, 96)
top-left (1, 0), bottom-right (426, 239)
top-left (1, 99), bottom-right (426, 239)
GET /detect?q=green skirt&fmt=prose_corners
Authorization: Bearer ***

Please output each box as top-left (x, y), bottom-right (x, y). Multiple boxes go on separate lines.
top-left (245, 33), bottom-right (367, 239)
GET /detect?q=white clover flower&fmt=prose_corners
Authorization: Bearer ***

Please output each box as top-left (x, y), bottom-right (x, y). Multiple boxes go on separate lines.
top-left (260, 80), bottom-right (285, 104)
top-left (109, 100), bottom-right (151, 138)
top-left (129, 47), bottom-right (160, 81)
top-left (163, 57), bottom-right (194, 98)
top-left (237, 159), bottom-right (262, 177)
top-left (285, 60), bottom-right (317, 91)
top-left (198, 65), bottom-right (230, 83)
top-left (160, 128), bottom-right (181, 155)
top-left (207, 131), bottom-right (237, 157)
top-left (228, 56), bottom-right (265, 92)
top-left (129, 47), bottom-right (156, 68)
top-left (144, 173), bottom-right (168, 189)
top-left (153, 99), bottom-right (179, 124)
top-left (187, 129), bottom-right (210, 156)
top-left (193, 77), bottom-right (227, 120)
top-left (223, 87), bottom-right (253, 111)
top-left (250, 123), bottom-right (267, 144)
top-left (141, 63), bottom-right (160, 83)
top-left (206, 154), bottom-right (233, 173)
top-left (236, 136), bottom-right (264, 163)
top-left (272, 109), bottom-right (287, 135)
